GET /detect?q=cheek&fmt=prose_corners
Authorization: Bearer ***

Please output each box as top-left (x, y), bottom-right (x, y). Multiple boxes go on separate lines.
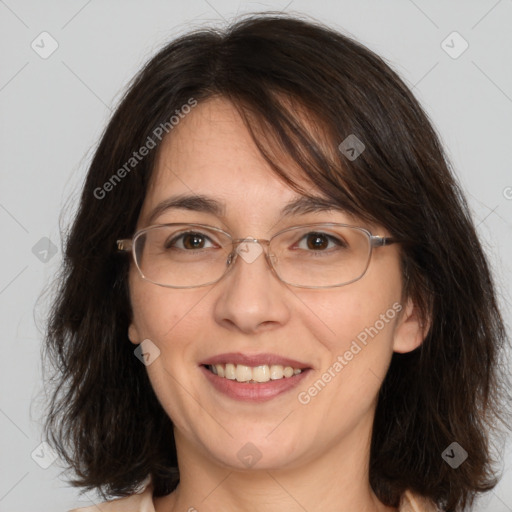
top-left (129, 270), bottom-right (210, 342)
top-left (295, 264), bottom-right (402, 402)
top-left (299, 288), bottom-right (401, 355)
top-left (295, 293), bottom-right (401, 436)
top-left (128, 276), bottom-right (212, 428)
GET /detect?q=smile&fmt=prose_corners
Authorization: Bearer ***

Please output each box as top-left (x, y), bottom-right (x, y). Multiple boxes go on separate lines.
top-left (206, 363), bottom-right (302, 383)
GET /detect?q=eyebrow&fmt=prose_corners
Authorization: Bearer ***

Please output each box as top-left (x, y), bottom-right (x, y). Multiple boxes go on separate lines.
top-left (146, 193), bottom-right (347, 225)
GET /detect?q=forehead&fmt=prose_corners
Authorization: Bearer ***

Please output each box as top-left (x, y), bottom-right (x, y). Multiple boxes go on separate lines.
top-left (137, 97), bottom-right (367, 232)
top-left (140, 98), bottom-right (314, 219)
top-left (152, 97), bottom-right (306, 187)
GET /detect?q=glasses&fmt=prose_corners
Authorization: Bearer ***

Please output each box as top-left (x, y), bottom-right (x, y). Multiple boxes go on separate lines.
top-left (117, 223), bottom-right (398, 289)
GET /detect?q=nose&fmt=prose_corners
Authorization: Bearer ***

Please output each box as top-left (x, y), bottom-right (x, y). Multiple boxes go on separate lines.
top-left (213, 239), bottom-right (291, 334)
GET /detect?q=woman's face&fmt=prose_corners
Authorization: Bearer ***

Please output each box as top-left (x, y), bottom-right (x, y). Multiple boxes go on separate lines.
top-left (128, 97), bottom-right (423, 472)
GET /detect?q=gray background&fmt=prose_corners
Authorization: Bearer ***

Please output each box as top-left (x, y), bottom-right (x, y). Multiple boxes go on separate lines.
top-left (0, 1), bottom-right (511, 511)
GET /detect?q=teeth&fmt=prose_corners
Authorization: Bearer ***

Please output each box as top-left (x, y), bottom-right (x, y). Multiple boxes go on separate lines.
top-left (208, 363), bottom-right (303, 383)
top-left (270, 364), bottom-right (283, 380)
top-left (252, 365), bottom-right (270, 382)
top-left (225, 363), bottom-right (236, 380)
top-left (215, 364), bottom-right (225, 377)
top-left (283, 366), bottom-right (294, 378)
top-left (236, 364), bottom-right (252, 382)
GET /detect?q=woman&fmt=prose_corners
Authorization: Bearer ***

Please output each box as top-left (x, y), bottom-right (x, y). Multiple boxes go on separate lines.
top-left (43, 13), bottom-right (510, 512)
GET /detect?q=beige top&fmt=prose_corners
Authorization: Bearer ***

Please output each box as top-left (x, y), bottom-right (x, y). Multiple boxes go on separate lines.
top-left (69, 479), bottom-right (441, 512)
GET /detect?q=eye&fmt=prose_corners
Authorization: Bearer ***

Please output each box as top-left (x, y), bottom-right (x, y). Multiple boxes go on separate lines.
top-left (296, 232), bottom-right (346, 251)
top-left (165, 231), bottom-right (216, 250)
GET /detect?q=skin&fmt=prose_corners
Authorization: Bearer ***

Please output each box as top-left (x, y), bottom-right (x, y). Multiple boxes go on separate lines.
top-left (128, 97), bottom-right (427, 512)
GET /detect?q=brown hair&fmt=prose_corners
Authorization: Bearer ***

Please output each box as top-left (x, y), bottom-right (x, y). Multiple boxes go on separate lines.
top-left (42, 13), bottom-right (511, 511)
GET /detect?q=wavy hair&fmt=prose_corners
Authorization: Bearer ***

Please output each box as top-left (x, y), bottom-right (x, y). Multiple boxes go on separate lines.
top-left (42, 13), bottom-right (511, 511)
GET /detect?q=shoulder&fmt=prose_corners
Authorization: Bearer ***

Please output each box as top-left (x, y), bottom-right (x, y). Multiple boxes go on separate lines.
top-left (399, 489), bottom-right (442, 512)
top-left (68, 479), bottom-right (155, 512)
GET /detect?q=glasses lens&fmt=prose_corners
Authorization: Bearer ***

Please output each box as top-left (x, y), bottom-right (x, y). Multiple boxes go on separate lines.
top-left (134, 224), bottom-right (232, 287)
top-left (132, 223), bottom-right (372, 288)
top-left (270, 225), bottom-right (371, 287)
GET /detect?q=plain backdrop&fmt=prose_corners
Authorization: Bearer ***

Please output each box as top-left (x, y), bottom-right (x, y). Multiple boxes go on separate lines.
top-left (0, 1), bottom-right (511, 511)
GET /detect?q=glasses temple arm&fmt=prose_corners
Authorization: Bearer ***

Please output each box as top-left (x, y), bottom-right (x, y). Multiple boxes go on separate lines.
top-left (116, 239), bottom-right (133, 251)
top-left (370, 236), bottom-right (400, 247)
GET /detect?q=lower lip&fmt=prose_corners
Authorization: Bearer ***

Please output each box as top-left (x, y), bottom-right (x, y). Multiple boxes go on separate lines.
top-left (200, 365), bottom-right (310, 402)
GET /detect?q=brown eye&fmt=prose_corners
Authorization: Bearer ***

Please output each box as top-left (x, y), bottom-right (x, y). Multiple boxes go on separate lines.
top-left (182, 233), bottom-right (206, 249)
top-left (306, 233), bottom-right (329, 250)
top-left (297, 232), bottom-right (345, 252)
top-left (165, 232), bottom-right (213, 250)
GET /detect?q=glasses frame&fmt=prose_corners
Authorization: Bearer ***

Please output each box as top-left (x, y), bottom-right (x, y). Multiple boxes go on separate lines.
top-left (117, 222), bottom-right (398, 289)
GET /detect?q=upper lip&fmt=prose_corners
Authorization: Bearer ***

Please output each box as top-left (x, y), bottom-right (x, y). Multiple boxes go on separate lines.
top-left (200, 352), bottom-right (311, 369)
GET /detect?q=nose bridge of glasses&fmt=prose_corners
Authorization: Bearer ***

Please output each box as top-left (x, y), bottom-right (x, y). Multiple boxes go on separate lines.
top-left (226, 237), bottom-right (276, 268)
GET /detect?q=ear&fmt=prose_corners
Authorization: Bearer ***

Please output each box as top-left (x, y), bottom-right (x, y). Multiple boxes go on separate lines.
top-left (128, 323), bottom-right (141, 345)
top-left (393, 297), bottom-right (430, 353)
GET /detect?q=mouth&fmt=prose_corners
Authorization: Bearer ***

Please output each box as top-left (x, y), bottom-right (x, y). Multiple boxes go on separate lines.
top-left (203, 363), bottom-right (303, 383)
top-left (199, 353), bottom-right (312, 402)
